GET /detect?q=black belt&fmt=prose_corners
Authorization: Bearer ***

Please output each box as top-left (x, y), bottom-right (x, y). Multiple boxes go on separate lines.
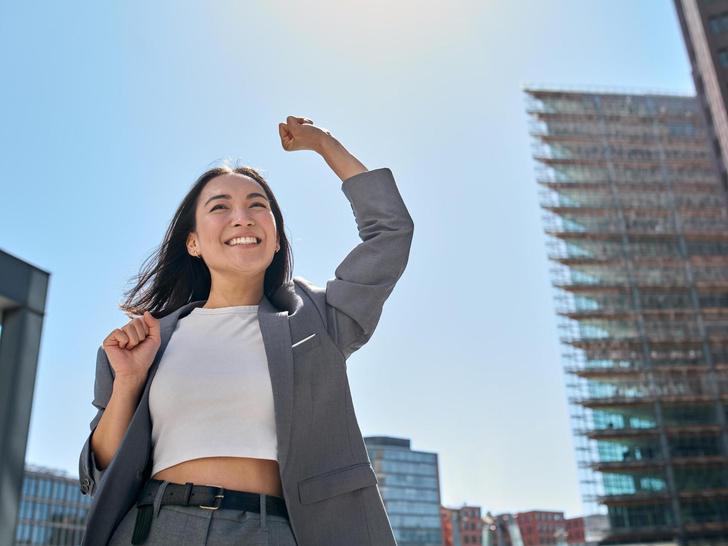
top-left (131, 479), bottom-right (289, 545)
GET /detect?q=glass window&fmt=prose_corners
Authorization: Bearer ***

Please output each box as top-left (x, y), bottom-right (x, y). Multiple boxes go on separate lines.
top-left (379, 460), bottom-right (437, 476)
top-left (710, 13), bottom-right (728, 35)
top-left (22, 477), bottom-right (34, 497)
top-left (384, 501), bottom-right (440, 516)
top-left (52, 481), bottom-right (61, 500)
top-left (381, 474), bottom-right (438, 489)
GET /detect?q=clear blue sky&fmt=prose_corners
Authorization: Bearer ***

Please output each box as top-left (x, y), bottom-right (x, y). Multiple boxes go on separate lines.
top-left (0, 0), bottom-right (694, 518)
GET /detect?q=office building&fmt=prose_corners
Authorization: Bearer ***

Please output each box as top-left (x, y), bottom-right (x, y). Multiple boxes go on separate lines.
top-left (15, 464), bottom-right (91, 545)
top-left (674, 0), bottom-right (728, 190)
top-left (526, 87), bottom-right (728, 545)
top-left (365, 436), bottom-right (443, 546)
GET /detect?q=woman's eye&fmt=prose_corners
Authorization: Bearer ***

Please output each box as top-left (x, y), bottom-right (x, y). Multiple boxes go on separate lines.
top-left (210, 204), bottom-right (227, 211)
top-left (251, 202), bottom-right (267, 208)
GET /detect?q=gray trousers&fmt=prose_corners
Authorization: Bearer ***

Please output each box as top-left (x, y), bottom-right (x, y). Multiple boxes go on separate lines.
top-left (107, 481), bottom-right (298, 546)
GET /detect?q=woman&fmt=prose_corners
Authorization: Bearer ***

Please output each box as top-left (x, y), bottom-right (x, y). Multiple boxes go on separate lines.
top-left (78, 116), bottom-right (415, 546)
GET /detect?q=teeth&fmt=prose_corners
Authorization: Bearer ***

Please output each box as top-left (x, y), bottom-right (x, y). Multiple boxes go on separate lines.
top-left (228, 237), bottom-right (258, 246)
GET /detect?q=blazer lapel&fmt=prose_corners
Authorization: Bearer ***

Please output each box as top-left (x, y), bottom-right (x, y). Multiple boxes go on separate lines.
top-left (258, 296), bottom-right (295, 473)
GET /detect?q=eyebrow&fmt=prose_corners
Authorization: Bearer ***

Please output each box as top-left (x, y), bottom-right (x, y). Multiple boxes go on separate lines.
top-left (204, 192), bottom-right (269, 207)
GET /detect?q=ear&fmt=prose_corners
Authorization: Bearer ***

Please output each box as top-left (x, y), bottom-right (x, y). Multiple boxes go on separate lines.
top-left (186, 232), bottom-right (199, 257)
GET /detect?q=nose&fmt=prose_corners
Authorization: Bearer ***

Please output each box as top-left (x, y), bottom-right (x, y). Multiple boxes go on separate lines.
top-left (232, 207), bottom-right (255, 227)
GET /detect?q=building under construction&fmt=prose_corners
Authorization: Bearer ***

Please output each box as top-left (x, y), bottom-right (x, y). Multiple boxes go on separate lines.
top-left (526, 87), bottom-right (728, 545)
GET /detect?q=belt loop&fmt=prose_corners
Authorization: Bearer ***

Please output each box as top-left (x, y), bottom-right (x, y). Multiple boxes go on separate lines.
top-left (153, 481), bottom-right (171, 518)
top-left (183, 482), bottom-right (194, 505)
top-left (259, 493), bottom-right (267, 530)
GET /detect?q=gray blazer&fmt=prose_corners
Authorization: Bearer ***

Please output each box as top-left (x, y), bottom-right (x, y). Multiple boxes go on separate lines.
top-left (78, 167), bottom-right (414, 546)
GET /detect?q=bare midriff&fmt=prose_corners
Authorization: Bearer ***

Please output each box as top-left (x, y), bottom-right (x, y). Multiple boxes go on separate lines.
top-left (152, 456), bottom-right (283, 497)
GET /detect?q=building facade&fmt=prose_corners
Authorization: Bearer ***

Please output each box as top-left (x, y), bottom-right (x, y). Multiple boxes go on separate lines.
top-left (564, 516), bottom-right (585, 544)
top-left (440, 505), bottom-right (484, 546)
top-left (674, 0), bottom-right (728, 192)
top-left (364, 436), bottom-right (443, 546)
top-left (15, 464), bottom-right (91, 545)
top-left (526, 87), bottom-right (728, 545)
top-left (492, 510), bottom-right (566, 546)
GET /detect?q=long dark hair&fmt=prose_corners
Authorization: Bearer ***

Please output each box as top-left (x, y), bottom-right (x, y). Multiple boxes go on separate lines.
top-left (120, 163), bottom-right (293, 318)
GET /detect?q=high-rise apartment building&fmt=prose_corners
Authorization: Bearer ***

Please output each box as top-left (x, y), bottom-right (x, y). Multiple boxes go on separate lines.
top-left (15, 464), bottom-right (92, 545)
top-left (674, 0), bottom-right (728, 190)
top-left (526, 87), bottom-right (728, 545)
top-left (364, 436), bottom-right (443, 546)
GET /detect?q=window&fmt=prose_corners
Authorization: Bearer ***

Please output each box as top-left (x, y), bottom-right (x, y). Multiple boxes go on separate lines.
top-left (710, 13), bottom-right (728, 35)
top-left (720, 49), bottom-right (728, 68)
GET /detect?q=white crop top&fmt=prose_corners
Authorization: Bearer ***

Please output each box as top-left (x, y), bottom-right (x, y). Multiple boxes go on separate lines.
top-left (149, 305), bottom-right (278, 476)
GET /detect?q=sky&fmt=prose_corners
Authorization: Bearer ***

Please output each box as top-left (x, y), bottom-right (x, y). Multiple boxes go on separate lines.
top-left (0, 0), bottom-right (695, 518)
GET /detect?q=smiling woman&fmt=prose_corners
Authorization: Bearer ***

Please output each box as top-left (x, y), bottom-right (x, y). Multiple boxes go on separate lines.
top-left (118, 165), bottom-right (292, 319)
top-left (78, 116), bottom-right (414, 546)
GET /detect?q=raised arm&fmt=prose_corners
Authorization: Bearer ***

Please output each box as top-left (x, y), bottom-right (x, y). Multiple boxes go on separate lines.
top-left (279, 115), bottom-right (414, 359)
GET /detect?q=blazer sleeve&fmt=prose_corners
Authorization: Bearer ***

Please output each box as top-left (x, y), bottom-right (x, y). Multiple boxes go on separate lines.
top-left (324, 167), bottom-right (414, 359)
top-left (78, 345), bottom-right (115, 497)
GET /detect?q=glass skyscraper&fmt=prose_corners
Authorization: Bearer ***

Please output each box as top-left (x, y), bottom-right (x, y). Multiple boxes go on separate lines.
top-left (364, 436), bottom-right (443, 546)
top-left (15, 465), bottom-right (91, 545)
top-left (526, 87), bottom-right (728, 545)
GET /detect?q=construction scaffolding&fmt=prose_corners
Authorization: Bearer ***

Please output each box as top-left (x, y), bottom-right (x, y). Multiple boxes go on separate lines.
top-left (526, 88), bottom-right (728, 546)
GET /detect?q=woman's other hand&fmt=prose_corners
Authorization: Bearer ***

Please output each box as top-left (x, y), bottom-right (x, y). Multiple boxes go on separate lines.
top-left (103, 311), bottom-right (161, 384)
top-left (278, 115), bottom-right (332, 153)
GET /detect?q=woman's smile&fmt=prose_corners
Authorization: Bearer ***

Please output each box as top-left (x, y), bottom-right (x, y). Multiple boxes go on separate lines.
top-left (226, 236), bottom-right (261, 246)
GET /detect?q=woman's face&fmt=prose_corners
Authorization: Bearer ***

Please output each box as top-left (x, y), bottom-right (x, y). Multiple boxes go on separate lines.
top-left (187, 173), bottom-right (280, 287)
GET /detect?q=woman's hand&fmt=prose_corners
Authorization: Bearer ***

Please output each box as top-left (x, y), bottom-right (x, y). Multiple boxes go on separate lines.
top-left (278, 115), bottom-right (332, 153)
top-left (102, 311), bottom-right (161, 384)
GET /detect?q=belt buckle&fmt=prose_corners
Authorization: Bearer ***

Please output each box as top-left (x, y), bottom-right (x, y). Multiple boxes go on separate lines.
top-left (199, 485), bottom-right (225, 510)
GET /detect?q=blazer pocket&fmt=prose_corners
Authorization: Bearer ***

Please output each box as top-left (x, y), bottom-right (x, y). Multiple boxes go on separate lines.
top-left (298, 462), bottom-right (378, 505)
top-left (291, 333), bottom-right (321, 359)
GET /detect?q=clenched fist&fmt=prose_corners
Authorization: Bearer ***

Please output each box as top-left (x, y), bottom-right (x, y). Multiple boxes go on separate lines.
top-left (103, 311), bottom-right (161, 383)
top-left (278, 115), bottom-right (333, 153)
